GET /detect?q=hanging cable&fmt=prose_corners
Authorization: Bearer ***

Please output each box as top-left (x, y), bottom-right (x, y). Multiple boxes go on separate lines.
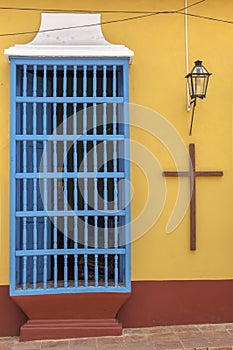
top-left (0, 0), bottom-right (213, 38)
top-left (0, 1), bottom-right (232, 38)
top-left (185, 0), bottom-right (191, 112)
top-left (0, 1), bottom-right (206, 13)
top-left (177, 11), bottom-right (233, 24)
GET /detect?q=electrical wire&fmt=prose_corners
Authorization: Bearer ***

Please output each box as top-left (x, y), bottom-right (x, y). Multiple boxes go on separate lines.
top-left (0, 7), bottom-right (161, 14)
top-left (0, 0), bottom-right (232, 38)
top-left (177, 11), bottom-right (233, 25)
top-left (184, 0), bottom-right (191, 112)
top-left (0, 0), bottom-right (206, 37)
top-left (0, 12), bottom-right (171, 37)
top-left (0, 0), bottom-right (206, 13)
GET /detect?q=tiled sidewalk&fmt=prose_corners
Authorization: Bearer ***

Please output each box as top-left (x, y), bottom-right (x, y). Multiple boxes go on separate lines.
top-left (1, 323), bottom-right (233, 349)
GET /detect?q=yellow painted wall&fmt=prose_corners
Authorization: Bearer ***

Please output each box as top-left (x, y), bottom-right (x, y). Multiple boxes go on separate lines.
top-left (0, 0), bottom-right (233, 284)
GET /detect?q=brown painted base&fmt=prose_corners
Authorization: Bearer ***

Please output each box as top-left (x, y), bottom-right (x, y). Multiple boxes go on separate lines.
top-left (13, 292), bottom-right (130, 341)
top-left (0, 286), bottom-right (27, 336)
top-left (2, 280), bottom-right (233, 338)
top-left (118, 280), bottom-right (233, 327)
top-left (20, 318), bottom-right (122, 341)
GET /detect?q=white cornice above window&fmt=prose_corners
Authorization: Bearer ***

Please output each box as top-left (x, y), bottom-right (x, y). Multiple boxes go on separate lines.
top-left (5, 13), bottom-right (134, 62)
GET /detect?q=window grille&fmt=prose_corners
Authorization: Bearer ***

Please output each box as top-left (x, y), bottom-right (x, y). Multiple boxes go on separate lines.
top-left (10, 58), bottom-right (130, 295)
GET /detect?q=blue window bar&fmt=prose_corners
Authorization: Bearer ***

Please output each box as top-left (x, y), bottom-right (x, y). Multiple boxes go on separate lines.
top-left (10, 58), bottom-right (131, 295)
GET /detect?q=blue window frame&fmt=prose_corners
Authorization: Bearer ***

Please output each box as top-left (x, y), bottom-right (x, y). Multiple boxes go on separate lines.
top-left (10, 58), bottom-right (131, 295)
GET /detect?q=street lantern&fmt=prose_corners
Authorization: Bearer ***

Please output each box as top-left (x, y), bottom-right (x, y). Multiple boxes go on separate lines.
top-left (185, 60), bottom-right (212, 135)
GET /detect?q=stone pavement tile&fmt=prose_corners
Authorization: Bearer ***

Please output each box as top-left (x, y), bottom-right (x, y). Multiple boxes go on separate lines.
top-left (176, 330), bottom-right (204, 339)
top-left (0, 337), bottom-right (18, 350)
top-left (98, 344), bottom-right (126, 350)
top-left (124, 326), bottom-right (173, 335)
top-left (0, 338), bottom-right (18, 343)
top-left (178, 336), bottom-right (209, 348)
top-left (69, 337), bottom-right (97, 350)
top-left (223, 324), bottom-right (233, 330)
top-left (98, 345), bottom-right (126, 350)
top-left (212, 336), bottom-right (233, 344)
top-left (125, 344), bottom-right (154, 350)
top-left (202, 330), bottom-right (233, 338)
top-left (149, 333), bottom-right (182, 350)
top-left (4, 324), bottom-right (233, 350)
top-left (141, 327), bottom-right (173, 335)
top-left (154, 342), bottom-right (183, 350)
top-left (149, 333), bottom-right (179, 343)
top-left (207, 338), bottom-right (233, 347)
top-left (124, 334), bottom-right (154, 350)
top-left (97, 336), bottom-right (126, 350)
top-left (170, 325), bottom-right (200, 333)
top-left (40, 340), bottom-right (69, 349)
top-left (205, 331), bottom-right (233, 344)
top-left (198, 324), bottom-right (226, 332)
top-left (0, 343), bottom-right (15, 349)
top-left (97, 336), bottom-right (125, 345)
top-left (123, 328), bottom-right (146, 335)
top-left (12, 340), bottom-right (42, 350)
top-left (124, 334), bottom-right (151, 343)
top-left (176, 330), bottom-right (204, 341)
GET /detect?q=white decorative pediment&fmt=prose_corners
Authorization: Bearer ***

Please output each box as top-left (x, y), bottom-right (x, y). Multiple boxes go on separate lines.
top-left (5, 13), bottom-right (134, 62)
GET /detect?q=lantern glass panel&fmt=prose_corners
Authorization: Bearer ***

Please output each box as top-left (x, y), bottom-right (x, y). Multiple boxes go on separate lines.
top-left (186, 60), bottom-right (211, 100)
top-left (193, 74), bottom-right (205, 98)
top-left (187, 76), bottom-right (193, 98)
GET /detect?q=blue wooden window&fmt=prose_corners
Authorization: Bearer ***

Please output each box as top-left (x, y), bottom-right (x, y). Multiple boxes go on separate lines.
top-left (10, 58), bottom-right (130, 295)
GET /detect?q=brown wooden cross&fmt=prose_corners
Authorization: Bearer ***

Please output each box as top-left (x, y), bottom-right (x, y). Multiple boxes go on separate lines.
top-left (162, 144), bottom-right (223, 250)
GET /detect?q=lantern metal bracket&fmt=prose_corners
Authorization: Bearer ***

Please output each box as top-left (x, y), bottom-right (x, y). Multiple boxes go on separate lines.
top-left (189, 97), bottom-right (197, 136)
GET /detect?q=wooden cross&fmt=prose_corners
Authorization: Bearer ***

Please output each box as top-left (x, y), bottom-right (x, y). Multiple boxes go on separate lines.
top-left (162, 144), bottom-right (223, 250)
